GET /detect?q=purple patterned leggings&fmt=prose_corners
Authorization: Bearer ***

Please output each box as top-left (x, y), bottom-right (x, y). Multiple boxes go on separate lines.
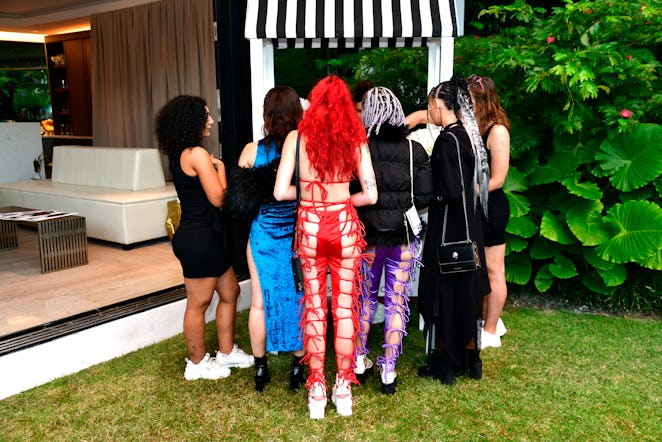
top-left (357, 240), bottom-right (420, 377)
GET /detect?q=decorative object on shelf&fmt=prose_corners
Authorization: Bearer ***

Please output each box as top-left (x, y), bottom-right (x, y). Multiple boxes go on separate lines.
top-left (40, 119), bottom-right (54, 136)
top-left (50, 54), bottom-right (65, 66)
top-left (32, 153), bottom-right (44, 180)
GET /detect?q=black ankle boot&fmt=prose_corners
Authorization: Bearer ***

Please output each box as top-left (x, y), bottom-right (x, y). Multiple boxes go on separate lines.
top-left (254, 356), bottom-right (271, 392)
top-left (438, 350), bottom-right (455, 386)
top-left (418, 350), bottom-right (441, 379)
top-left (466, 349), bottom-right (482, 380)
top-left (289, 355), bottom-right (305, 391)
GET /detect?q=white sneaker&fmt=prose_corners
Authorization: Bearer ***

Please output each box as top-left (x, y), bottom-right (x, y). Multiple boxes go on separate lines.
top-left (372, 302), bottom-right (385, 324)
top-left (480, 329), bottom-right (502, 349)
top-left (184, 353), bottom-right (231, 380)
top-left (308, 382), bottom-right (327, 419)
top-left (354, 354), bottom-right (374, 375)
top-left (380, 367), bottom-right (397, 385)
top-left (331, 375), bottom-right (353, 416)
top-left (216, 344), bottom-right (254, 368)
top-left (497, 317), bottom-right (507, 337)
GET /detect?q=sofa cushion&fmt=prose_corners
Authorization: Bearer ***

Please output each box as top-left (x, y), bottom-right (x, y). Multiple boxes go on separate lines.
top-left (52, 146), bottom-right (166, 190)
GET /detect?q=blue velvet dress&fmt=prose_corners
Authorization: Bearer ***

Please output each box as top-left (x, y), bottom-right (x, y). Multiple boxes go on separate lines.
top-left (249, 139), bottom-right (302, 352)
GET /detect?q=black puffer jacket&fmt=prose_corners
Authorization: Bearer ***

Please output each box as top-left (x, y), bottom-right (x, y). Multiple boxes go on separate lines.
top-left (355, 124), bottom-right (434, 246)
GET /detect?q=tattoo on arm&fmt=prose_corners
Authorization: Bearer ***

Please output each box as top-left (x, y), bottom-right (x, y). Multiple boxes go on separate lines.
top-left (364, 177), bottom-right (376, 193)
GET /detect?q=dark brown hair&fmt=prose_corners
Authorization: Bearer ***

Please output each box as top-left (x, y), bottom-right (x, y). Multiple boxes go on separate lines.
top-left (467, 75), bottom-right (511, 135)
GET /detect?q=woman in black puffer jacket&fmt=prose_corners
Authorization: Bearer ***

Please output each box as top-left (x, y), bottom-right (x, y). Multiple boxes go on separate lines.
top-left (352, 86), bottom-right (434, 394)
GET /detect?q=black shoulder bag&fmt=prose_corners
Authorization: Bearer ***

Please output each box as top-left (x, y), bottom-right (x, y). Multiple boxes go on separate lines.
top-left (291, 136), bottom-right (304, 291)
top-left (437, 132), bottom-right (480, 274)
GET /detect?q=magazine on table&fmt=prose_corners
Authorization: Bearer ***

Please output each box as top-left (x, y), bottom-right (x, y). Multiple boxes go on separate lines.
top-left (0, 210), bottom-right (78, 222)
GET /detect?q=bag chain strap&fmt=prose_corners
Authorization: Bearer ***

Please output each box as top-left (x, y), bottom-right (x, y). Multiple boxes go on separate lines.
top-left (441, 132), bottom-right (471, 245)
top-left (292, 135), bottom-right (300, 254)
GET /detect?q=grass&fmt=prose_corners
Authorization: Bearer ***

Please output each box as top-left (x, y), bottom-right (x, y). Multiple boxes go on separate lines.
top-left (1, 304), bottom-right (660, 441)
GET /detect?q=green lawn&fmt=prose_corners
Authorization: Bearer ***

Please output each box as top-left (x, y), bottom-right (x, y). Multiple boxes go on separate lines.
top-left (1, 305), bottom-right (660, 441)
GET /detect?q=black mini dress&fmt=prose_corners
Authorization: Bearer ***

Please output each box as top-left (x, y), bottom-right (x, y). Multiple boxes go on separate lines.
top-left (483, 124), bottom-right (510, 247)
top-left (171, 152), bottom-right (231, 278)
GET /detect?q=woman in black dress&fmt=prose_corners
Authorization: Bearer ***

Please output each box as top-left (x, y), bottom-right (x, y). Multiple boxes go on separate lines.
top-left (468, 75), bottom-right (512, 348)
top-left (417, 77), bottom-right (491, 385)
top-left (155, 95), bottom-right (253, 380)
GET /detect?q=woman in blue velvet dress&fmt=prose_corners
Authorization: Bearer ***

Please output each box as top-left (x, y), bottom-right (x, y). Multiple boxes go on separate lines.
top-left (237, 86), bottom-right (306, 391)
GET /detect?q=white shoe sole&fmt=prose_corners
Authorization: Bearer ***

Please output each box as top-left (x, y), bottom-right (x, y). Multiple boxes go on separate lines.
top-left (331, 389), bottom-right (352, 416)
top-left (308, 397), bottom-right (327, 419)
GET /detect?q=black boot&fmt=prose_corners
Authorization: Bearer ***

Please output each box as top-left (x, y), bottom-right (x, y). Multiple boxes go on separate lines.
top-left (438, 350), bottom-right (455, 386)
top-left (418, 350), bottom-right (441, 379)
top-left (466, 349), bottom-right (482, 380)
top-left (254, 355), bottom-right (271, 392)
top-left (289, 354), bottom-right (305, 391)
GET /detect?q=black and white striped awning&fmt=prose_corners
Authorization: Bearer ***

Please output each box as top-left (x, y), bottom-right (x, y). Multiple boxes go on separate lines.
top-left (245, 0), bottom-right (461, 49)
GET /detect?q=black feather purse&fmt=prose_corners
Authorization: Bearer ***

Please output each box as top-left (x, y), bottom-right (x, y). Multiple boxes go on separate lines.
top-left (225, 158), bottom-right (280, 221)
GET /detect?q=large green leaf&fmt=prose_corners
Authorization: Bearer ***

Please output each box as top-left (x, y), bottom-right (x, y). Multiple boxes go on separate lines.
top-left (581, 271), bottom-right (618, 296)
top-left (506, 215), bottom-right (538, 238)
top-left (528, 151), bottom-right (582, 185)
top-left (597, 263), bottom-right (627, 287)
top-left (596, 123), bottom-right (662, 192)
top-left (640, 249), bottom-right (662, 271)
top-left (506, 192), bottom-right (530, 218)
top-left (548, 255), bottom-right (577, 279)
top-left (540, 211), bottom-right (577, 244)
top-left (566, 199), bottom-right (610, 246)
top-left (505, 252), bottom-right (532, 285)
top-left (560, 173), bottom-right (603, 200)
top-left (583, 247), bottom-right (614, 271)
top-left (534, 265), bottom-right (553, 293)
top-left (597, 200), bottom-right (662, 263)
top-left (505, 234), bottom-right (528, 254)
top-left (504, 167), bottom-right (528, 193)
top-left (530, 237), bottom-right (560, 259)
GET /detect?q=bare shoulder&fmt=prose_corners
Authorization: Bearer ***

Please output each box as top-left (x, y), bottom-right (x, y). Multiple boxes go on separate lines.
top-left (238, 141), bottom-right (258, 168)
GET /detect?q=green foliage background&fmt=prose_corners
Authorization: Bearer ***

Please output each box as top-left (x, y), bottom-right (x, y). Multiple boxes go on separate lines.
top-left (302, 1), bottom-right (662, 312)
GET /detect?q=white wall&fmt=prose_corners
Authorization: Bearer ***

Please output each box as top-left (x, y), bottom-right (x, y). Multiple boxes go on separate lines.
top-left (0, 122), bottom-right (43, 184)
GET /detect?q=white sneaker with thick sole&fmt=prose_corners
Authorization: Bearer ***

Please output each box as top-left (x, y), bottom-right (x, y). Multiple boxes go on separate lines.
top-left (331, 375), bottom-right (353, 416)
top-left (308, 382), bottom-right (327, 419)
top-left (480, 328), bottom-right (502, 349)
top-left (216, 344), bottom-right (254, 368)
top-left (497, 317), bottom-right (507, 337)
top-left (184, 353), bottom-right (231, 380)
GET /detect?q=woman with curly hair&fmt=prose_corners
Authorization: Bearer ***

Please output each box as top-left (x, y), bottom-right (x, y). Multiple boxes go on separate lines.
top-left (274, 75), bottom-right (378, 419)
top-left (236, 86), bottom-right (306, 392)
top-left (155, 95), bottom-right (253, 381)
top-left (467, 75), bottom-right (511, 348)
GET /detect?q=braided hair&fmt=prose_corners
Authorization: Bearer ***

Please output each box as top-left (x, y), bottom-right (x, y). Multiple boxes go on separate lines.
top-left (361, 86), bottom-right (406, 137)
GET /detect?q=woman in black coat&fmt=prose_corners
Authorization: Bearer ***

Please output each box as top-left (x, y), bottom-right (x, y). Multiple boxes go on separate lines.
top-left (353, 86), bottom-right (434, 394)
top-left (417, 76), bottom-right (491, 385)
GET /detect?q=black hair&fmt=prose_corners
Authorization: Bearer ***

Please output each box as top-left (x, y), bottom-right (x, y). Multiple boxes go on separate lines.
top-left (155, 95), bottom-right (208, 162)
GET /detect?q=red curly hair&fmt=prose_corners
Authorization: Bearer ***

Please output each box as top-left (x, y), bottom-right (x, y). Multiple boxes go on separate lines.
top-left (299, 75), bottom-right (367, 181)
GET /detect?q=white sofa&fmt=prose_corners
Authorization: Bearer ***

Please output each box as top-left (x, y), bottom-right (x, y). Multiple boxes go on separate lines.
top-left (0, 145), bottom-right (177, 246)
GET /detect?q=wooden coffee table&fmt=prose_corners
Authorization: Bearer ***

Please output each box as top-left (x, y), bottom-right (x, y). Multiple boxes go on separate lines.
top-left (0, 206), bottom-right (88, 273)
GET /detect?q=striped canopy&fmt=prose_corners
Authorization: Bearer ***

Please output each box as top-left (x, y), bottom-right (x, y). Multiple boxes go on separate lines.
top-left (245, 0), bottom-right (462, 48)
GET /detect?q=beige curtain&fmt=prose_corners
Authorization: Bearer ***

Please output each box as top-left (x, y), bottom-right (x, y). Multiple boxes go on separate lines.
top-left (91, 0), bottom-right (218, 155)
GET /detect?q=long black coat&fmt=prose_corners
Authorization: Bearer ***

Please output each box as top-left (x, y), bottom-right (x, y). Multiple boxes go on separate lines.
top-left (418, 124), bottom-right (490, 364)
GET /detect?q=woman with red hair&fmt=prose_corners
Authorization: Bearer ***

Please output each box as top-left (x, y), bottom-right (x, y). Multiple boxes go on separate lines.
top-left (274, 75), bottom-right (378, 419)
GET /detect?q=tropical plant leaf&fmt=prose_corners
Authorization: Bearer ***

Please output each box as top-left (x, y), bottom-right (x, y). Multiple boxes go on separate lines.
top-left (548, 255), bottom-right (577, 279)
top-left (583, 247), bottom-right (614, 271)
top-left (581, 271), bottom-right (618, 295)
top-left (566, 199), bottom-right (609, 246)
top-left (530, 237), bottom-right (559, 259)
top-left (655, 176), bottom-right (662, 199)
top-left (534, 265), bottom-right (553, 293)
top-left (595, 123), bottom-right (662, 192)
top-left (597, 263), bottom-right (627, 287)
top-left (505, 252), bottom-right (532, 285)
top-left (506, 192), bottom-right (530, 218)
top-left (506, 215), bottom-right (538, 238)
top-left (597, 200), bottom-right (662, 263)
top-left (560, 172), bottom-right (603, 200)
top-left (527, 151), bottom-right (582, 185)
top-left (540, 211), bottom-right (577, 244)
top-left (504, 167), bottom-right (528, 193)
top-left (505, 234), bottom-right (528, 254)
top-left (639, 249), bottom-right (662, 271)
